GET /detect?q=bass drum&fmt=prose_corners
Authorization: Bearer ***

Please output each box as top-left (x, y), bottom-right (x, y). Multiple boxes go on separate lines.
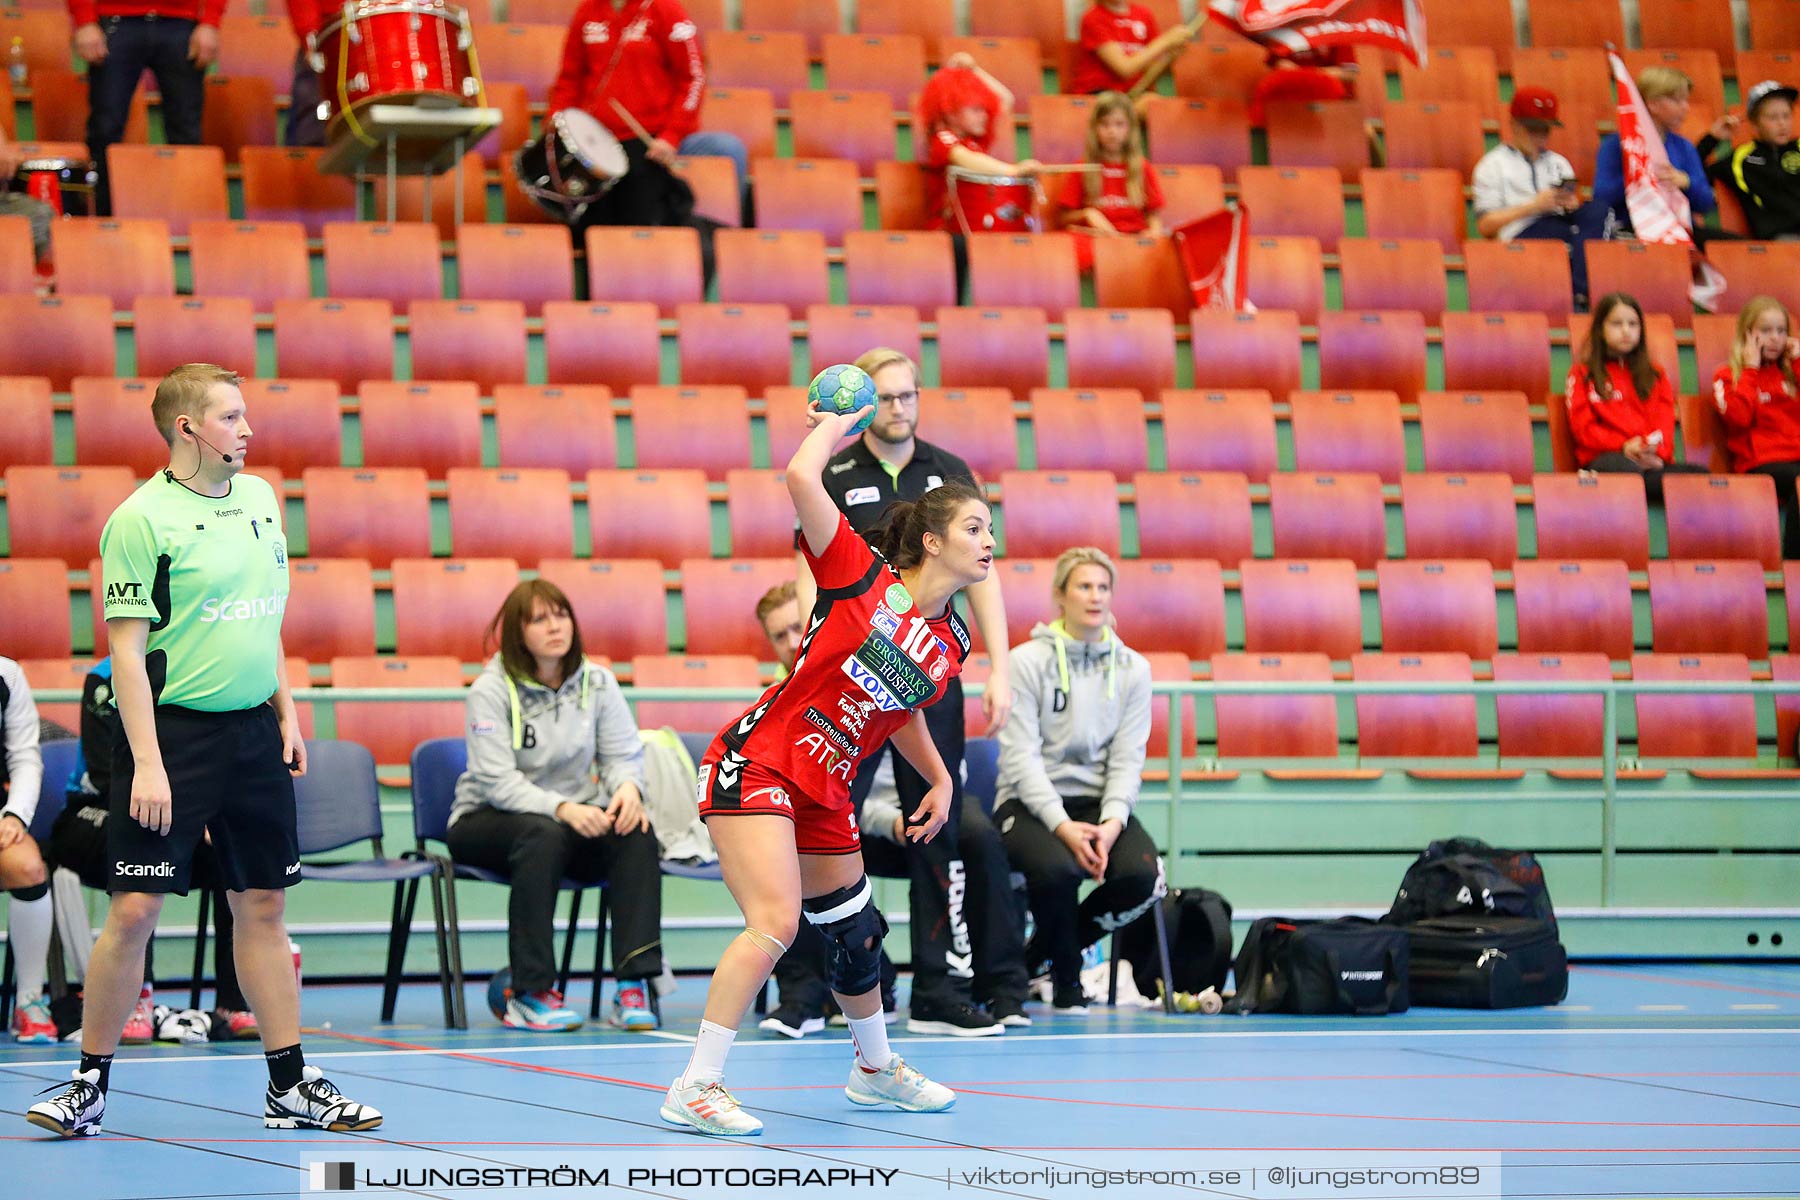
top-left (947, 166), bottom-right (1042, 234)
top-left (313, 0), bottom-right (483, 142)
top-left (512, 108), bottom-right (629, 221)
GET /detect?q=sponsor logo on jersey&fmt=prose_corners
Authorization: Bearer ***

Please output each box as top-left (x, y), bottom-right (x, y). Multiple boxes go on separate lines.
top-left (582, 20), bottom-right (609, 41)
top-left (199, 591), bottom-right (288, 623)
top-left (695, 763), bottom-right (712, 798)
top-left (949, 615), bottom-right (971, 654)
top-left (115, 861), bottom-right (175, 878)
top-left (285, 862), bottom-right (301, 875)
top-left (870, 603), bottom-right (900, 638)
top-left (793, 733), bottom-right (854, 779)
top-left (747, 785), bottom-right (792, 808)
top-left (836, 693), bottom-right (877, 738)
top-left (803, 706), bottom-right (857, 756)
top-left (470, 718), bottom-right (498, 736)
top-left (622, 16), bottom-right (649, 41)
top-left (884, 583), bottom-right (913, 613)
top-left (105, 581), bottom-right (146, 605)
top-left (843, 656), bottom-right (908, 711)
top-left (928, 656), bottom-right (949, 682)
top-left (669, 18), bottom-right (697, 40)
top-left (828, 460), bottom-right (858, 475)
top-left (213, 507), bottom-right (244, 518)
top-left (273, 539), bottom-right (286, 567)
top-left (851, 632), bottom-right (936, 707)
top-left (845, 486), bottom-right (882, 506)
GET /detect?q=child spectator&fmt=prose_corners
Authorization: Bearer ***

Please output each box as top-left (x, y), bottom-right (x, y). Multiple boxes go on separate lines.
top-left (918, 54), bottom-right (1041, 235)
top-left (1566, 292), bottom-right (1708, 499)
top-left (1713, 295), bottom-right (1800, 556)
top-left (1473, 87), bottom-right (1606, 309)
top-left (1699, 80), bottom-right (1800, 241)
top-left (1058, 91), bottom-right (1164, 273)
top-left (1594, 66), bottom-right (1718, 241)
top-left (1066, 0), bottom-right (1194, 99)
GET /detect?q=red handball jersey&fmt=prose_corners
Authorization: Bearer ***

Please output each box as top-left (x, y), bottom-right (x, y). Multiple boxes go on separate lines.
top-left (1056, 162), bottom-right (1165, 234)
top-left (1068, 3), bottom-right (1161, 95)
top-left (700, 513), bottom-right (969, 813)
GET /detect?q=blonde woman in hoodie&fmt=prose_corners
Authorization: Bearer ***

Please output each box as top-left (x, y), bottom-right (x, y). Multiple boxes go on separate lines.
top-left (448, 580), bottom-right (664, 1033)
top-left (995, 547), bottom-right (1164, 1012)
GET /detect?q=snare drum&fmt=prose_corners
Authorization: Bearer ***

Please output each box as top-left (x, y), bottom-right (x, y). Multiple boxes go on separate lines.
top-left (512, 108), bottom-right (629, 220)
top-left (947, 167), bottom-right (1042, 235)
top-left (313, 0), bottom-right (482, 142)
top-left (10, 155), bottom-right (98, 217)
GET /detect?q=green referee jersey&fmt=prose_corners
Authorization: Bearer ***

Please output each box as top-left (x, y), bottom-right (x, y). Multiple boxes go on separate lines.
top-left (99, 471), bottom-right (290, 712)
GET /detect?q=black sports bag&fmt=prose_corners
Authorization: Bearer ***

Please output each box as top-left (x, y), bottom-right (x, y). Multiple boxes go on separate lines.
top-left (1406, 915), bottom-right (1568, 1008)
top-left (1228, 917), bottom-right (1410, 1016)
top-left (1384, 837), bottom-right (1556, 927)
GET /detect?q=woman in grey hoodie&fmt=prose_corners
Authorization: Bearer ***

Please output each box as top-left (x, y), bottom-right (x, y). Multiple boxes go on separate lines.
top-left (995, 547), bottom-right (1165, 1012)
top-left (447, 580), bottom-right (663, 1033)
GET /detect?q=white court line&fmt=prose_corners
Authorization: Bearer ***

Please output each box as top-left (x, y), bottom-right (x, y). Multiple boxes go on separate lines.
top-left (5, 1024), bottom-right (1800, 1072)
top-left (1732, 1003), bottom-right (1782, 1010)
top-left (1637, 1004), bottom-right (1690, 1011)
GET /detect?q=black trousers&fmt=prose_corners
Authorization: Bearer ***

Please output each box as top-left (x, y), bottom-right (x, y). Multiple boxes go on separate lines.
top-left (1585, 452), bottom-right (1709, 502)
top-left (284, 48), bottom-right (326, 148)
top-left (86, 15), bottom-right (205, 215)
top-left (1750, 461), bottom-right (1800, 558)
top-left (996, 796), bottom-right (1164, 991)
top-left (446, 807), bottom-right (663, 994)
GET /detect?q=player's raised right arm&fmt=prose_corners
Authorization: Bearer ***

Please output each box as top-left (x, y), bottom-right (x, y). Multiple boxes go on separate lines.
top-left (787, 404), bottom-right (866, 557)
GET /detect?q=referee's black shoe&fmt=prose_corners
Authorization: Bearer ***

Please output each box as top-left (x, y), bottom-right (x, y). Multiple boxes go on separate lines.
top-left (906, 1001), bottom-right (1004, 1037)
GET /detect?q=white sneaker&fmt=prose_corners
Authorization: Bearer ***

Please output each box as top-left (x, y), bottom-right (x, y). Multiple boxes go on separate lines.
top-left (660, 1076), bottom-right (763, 1136)
top-left (25, 1068), bottom-right (105, 1137)
top-left (264, 1066), bottom-right (383, 1131)
top-left (845, 1056), bottom-right (955, 1112)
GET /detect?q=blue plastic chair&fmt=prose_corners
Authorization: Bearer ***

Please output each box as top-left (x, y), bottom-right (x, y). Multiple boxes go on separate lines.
top-left (0, 737), bottom-right (77, 1026)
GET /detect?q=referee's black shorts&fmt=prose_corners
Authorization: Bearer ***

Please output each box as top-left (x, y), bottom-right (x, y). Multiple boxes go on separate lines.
top-left (107, 704), bottom-right (300, 895)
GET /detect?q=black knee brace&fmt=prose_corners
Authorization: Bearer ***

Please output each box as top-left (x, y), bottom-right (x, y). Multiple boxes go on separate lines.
top-left (802, 876), bottom-right (887, 995)
top-left (8, 880), bottom-right (48, 902)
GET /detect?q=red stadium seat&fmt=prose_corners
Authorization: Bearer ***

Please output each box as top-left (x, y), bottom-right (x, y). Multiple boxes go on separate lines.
top-left (789, 91), bottom-right (897, 175)
top-left (935, 306), bottom-right (1048, 401)
top-left (1263, 100), bottom-right (1370, 178)
top-left (71, 377), bottom-right (169, 476)
top-left (359, 381), bottom-right (481, 478)
top-left (201, 75), bottom-right (278, 163)
top-left (54, 218), bottom-right (173, 309)
top-left (917, 387), bottom-right (1018, 479)
top-left (938, 34), bottom-right (1042, 104)
top-left (842, 231), bottom-right (957, 315)
top-left (1239, 558), bottom-right (1363, 658)
top-left (1439, 313), bottom-right (1552, 404)
top-left (1336, 238), bottom-right (1448, 323)
top-left (240, 147), bottom-right (357, 236)
top-left (1144, 651), bottom-right (1201, 761)
top-left (805, 305), bottom-right (922, 376)
top-left (1353, 652), bottom-right (1480, 760)
top-left (1112, 559), bottom-right (1227, 659)
top-left (584, 226), bottom-right (703, 316)
top-left (981, 558), bottom-right (1058, 651)
top-left (1648, 560), bottom-right (1770, 659)
top-left (493, 385), bottom-right (616, 474)
top-left (1063, 308), bottom-right (1175, 396)
top-left (188, 220), bottom-right (310, 312)
top-left (1416, 390), bottom-right (1536, 484)
top-left (1089, 236), bottom-right (1191, 318)
top-left (3, 466), bottom-right (136, 566)
top-left (629, 386), bottom-right (753, 479)
top-left (1173, 38), bottom-right (1267, 106)
top-left (748, 158), bottom-right (863, 245)
top-left (1639, 0), bottom-right (1736, 56)
top-left (273, 299), bottom-right (394, 394)
top-left (1462, 240), bottom-right (1573, 321)
top-left (677, 303), bottom-right (792, 392)
top-left (588, 469), bottom-right (711, 566)
top-left (1188, 310), bottom-right (1302, 402)
top-left (1029, 389), bottom-right (1147, 475)
top-left (108, 145), bottom-right (227, 236)
top-left (469, 23), bottom-right (563, 102)
top-left (1132, 470), bottom-right (1255, 566)
top-left (0, 559), bottom-right (72, 659)
top-left (1030, 93), bottom-right (1100, 164)
top-left (471, 81), bottom-right (532, 168)
top-left (536, 559), bottom-right (669, 661)
top-left (1662, 474), bottom-right (1782, 569)
top-left (282, 558), bottom-right (376, 662)
top-left (410, 298), bottom-right (530, 393)
top-left (708, 31), bottom-right (811, 106)
top-left (715, 229), bottom-right (829, 318)
top-left (1143, 96), bottom-right (1252, 180)
top-left (1773, 651), bottom-right (1800, 756)
top-left (1513, 559), bottom-right (1634, 659)
top-left (1379, 100), bottom-right (1488, 178)
top-left (1400, 472), bottom-right (1519, 567)
top-left (0, 295), bottom-right (115, 389)
top-left (329, 656), bottom-right (465, 766)
top-left (446, 468), bottom-right (573, 567)
top-left (966, 233), bottom-right (1080, 321)
top-left (855, 0), bottom-right (955, 54)
top-left (302, 468), bottom-right (430, 572)
top-left (1512, 46), bottom-right (1612, 117)
top-left (322, 222), bottom-right (440, 314)
top-left (0, 376), bottom-right (54, 470)
top-left (997, 470), bottom-right (1121, 558)
top-left (630, 654), bottom-right (764, 735)
top-left (1235, 166), bottom-right (1345, 250)
top-left (822, 33), bottom-right (925, 108)
top-left (1493, 652), bottom-right (1614, 760)
top-left (1161, 389), bottom-right (1278, 482)
top-left (724, 469), bottom-right (796, 558)
top-left (1376, 560), bottom-right (1499, 659)
top-left (701, 87), bottom-right (778, 162)
top-left (1525, 0), bottom-right (1623, 50)
top-left (1397, 47), bottom-right (1501, 123)
top-left (1210, 652), bottom-right (1340, 760)
top-left (1621, 46), bottom-right (1726, 118)
top-left (1268, 472), bottom-right (1387, 569)
top-left (1151, 164), bottom-right (1227, 229)
top-left (133, 295), bottom-right (257, 382)
top-left (455, 224), bottom-right (575, 316)
top-left (1420, 0), bottom-right (1517, 68)
top-left (391, 558), bottom-right (521, 660)
top-left (1632, 653), bottom-right (1757, 761)
top-left (967, 0), bottom-right (1062, 61)
top-left (1317, 311), bottom-right (1426, 404)
top-left (1677, 388), bottom-right (1732, 472)
top-left (1287, 389), bottom-right (1406, 483)
top-left (541, 301), bottom-right (661, 392)
top-left (1691, 313), bottom-right (1736, 404)
top-left (1242, 235), bottom-right (1325, 324)
top-left (874, 161), bottom-right (929, 231)
top-left (1584, 240), bottom-right (1695, 328)
top-left (1749, 0), bottom-right (1800, 49)
top-left (1532, 472), bottom-right (1651, 570)
top-left (741, 0), bottom-right (841, 52)
top-left (680, 559), bottom-right (797, 657)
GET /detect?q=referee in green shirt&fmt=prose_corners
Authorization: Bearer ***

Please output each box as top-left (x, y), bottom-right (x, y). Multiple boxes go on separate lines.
top-left (27, 364), bottom-right (381, 1139)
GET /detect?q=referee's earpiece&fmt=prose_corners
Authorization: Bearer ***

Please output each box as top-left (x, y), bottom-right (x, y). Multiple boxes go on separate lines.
top-left (179, 419), bottom-right (234, 465)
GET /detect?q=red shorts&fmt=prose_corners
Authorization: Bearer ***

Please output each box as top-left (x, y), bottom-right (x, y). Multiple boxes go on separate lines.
top-left (696, 751), bottom-right (862, 856)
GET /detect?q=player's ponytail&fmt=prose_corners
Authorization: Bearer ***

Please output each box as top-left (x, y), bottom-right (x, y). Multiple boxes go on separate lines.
top-left (871, 481), bottom-right (985, 570)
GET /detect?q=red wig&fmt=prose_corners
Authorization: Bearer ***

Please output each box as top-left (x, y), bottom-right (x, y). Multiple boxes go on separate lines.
top-left (917, 66), bottom-right (1000, 151)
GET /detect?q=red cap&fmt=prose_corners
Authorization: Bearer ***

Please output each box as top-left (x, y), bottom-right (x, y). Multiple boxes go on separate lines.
top-left (1510, 86), bottom-right (1562, 124)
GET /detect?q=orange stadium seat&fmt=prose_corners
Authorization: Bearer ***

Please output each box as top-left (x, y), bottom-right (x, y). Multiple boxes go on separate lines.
top-left (188, 220), bottom-right (310, 312)
top-left (535, 559), bottom-right (669, 661)
top-left (1420, 0), bottom-right (1516, 67)
top-left (1584, 241), bottom-right (1695, 328)
top-left (1359, 169), bottom-right (1465, 256)
top-left (542, 301), bottom-right (661, 392)
top-left (740, 0), bottom-right (841, 53)
top-left (842, 231), bottom-right (957, 315)
top-left (201, 75), bottom-right (278, 162)
top-left (301, 468), bottom-right (430, 567)
top-left (1031, 93), bottom-right (1100, 164)
top-left (273, 299), bottom-right (394, 393)
top-left (1663, 474), bottom-right (1781, 568)
top-left (1397, 48), bottom-right (1501, 123)
top-left (240, 147), bottom-right (357, 236)
top-left (676, 303), bottom-right (791, 391)
top-left (708, 31), bottom-right (811, 106)
top-left (329, 656), bottom-right (465, 766)
top-left (1532, 472), bottom-right (1651, 570)
top-left (789, 91), bottom-right (897, 175)
top-left (133, 296), bottom-right (256, 380)
top-left (1439, 313), bottom-right (1552, 402)
top-left (322, 222), bottom-right (440, 314)
top-left (1462, 240), bottom-right (1573, 321)
top-left (1112, 559), bottom-right (1227, 660)
top-left (1161, 391), bottom-right (1278, 482)
top-left (984, 558), bottom-right (1057, 650)
top-left (680, 558), bottom-right (798, 657)
top-left (874, 161), bottom-right (929, 231)
top-left (584, 226), bottom-right (703, 316)
top-left (630, 654), bottom-right (763, 735)
top-left (1189, 311), bottom-right (1301, 401)
top-left (1264, 101), bottom-right (1370, 178)
top-left (1133, 471), bottom-right (1254, 563)
top-left (1142, 97), bottom-right (1252, 180)
top-left (1063, 308), bottom-right (1175, 396)
top-left (1641, 0), bottom-right (1735, 54)
top-left (749, 157), bottom-right (863, 244)
top-left (1648, 560), bottom-right (1770, 659)
top-left (54, 218), bottom-right (173, 309)
top-left (24, 69), bottom-right (146, 145)
top-left (70, 378), bottom-right (167, 476)
top-left (1269, 471), bottom-right (1387, 569)
top-left (1173, 39), bottom-right (1267, 107)
top-left (0, 377), bottom-right (54, 470)
top-left (757, 385), bottom-right (824, 469)
top-left (724, 469), bottom-right (796, 558)
top-left (1526, 0), bottom-right (1624, 50)
top-left (358, 381), bottom-right (482, 477)
top-left (0, 295), bottom-right (115, 389)
top-left (446, 468), bottom-right (574, 567)
top-left (715, 229), bottom-right (830, 317)
top-left (1144, 651), bottom-right (1201, 761)
top-left (472, 81), bottom-right (532, 168)
top-left (1090, 236), bottom-right (1192, 317)
top-left (1704, 242), bottom-right (1800, 317)
top-left (1235, 166), bottom-right (1344, 250)
top-left (1242, 235), bottom-right (1325, 324)
top-left (1353, 652), bottom-right (1480, 760)
top-left (967, 233), bottom-right (1080, 321)
top-left (408, 299), bottom-right (529, 393)
top-left (1317, 311), bottom-right (1427, 404)
top-left (1288, 389), bottom-right (1406, 483)
top-left (1748, 0), bottom-right (1800, 49)
top-left (806, 305), bottom-right (923, 374)
top-left (1416, 390), bottom-right (1536, 484)
top-left (1492, 652), bottom-right (1613, 760)
top-left (215, 15), bottom-right (298, 92)
top-left (1512, 46), bottom-right (1612, 116)
top-left (629, 386), bottom-right (753, 479)
top-left (1030, 388), bottom-right (1148, 475)
top-left (3, 466), bottom-right (136, 566)
top-left (701, 87), bottom-right (778, 162)
top-left (455, 224), bottom-right (576, 315)
top-left (967, 0), bottom-right (1063, 60)
top-left (236, 379), bottom-right (341, 476)
top-left (1777, 651), bottom-right (1800, 756)
top-left (282, 559), bottom-right (376, 662)
top-left (1210, 652), bottom-right (1340, 760)
top-left (855, 0), bottom-right (955, 54)
top-left (1151, 164), bottom-right (1227, 229)
top-left (938, 34), bottom-right (1042, 106)
top-left (588, 469), bottom-right (711, 566)
top-left (1632, 653), bottom-right (1757, 761)
top-left (470, 23), bottom-right (564, 101)
top-left (677, 153), bottom-right (745, 229)
top-left (935, 306), bottom-right (1049, 401)
top-left (1622, 47), bottom-right (1726, 117)
top-left (1401, 472), bottom-right (1519, 568)
top-left (1379, 100), bottom-right (1488, 178)
top-left (917, 387), bottom-right (1018, 479)
top-left (1677, 388), bottom-right (1732, 472)
top-left (493, 385), bottom-right (616, 473)
top-left (1513, 559), bottom-right (1634, 659)
top-left (0, 559), bottom-right (72, 659)
top-left (391, 558), bottom-right (521, 660)
top-left (108, 146), bottom-right (227, 236)
top-left (1377, 560), bottom-right (1500, 659)
top-left (997, 470), bottom-right (1121, 558)
top-left (1238, 559), bottom-right (1363, 659)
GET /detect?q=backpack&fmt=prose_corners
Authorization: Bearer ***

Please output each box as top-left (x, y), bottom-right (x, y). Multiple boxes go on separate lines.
top-left (1114, 887), bottom-right (1233, 997)
top-left (1226, 916), bottom-right (1411, 1016)
top-left (1383, 837), bottom-right (1555, 927)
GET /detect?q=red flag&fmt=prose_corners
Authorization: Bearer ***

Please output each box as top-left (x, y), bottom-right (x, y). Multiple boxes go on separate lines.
top-left (1174, 206), bottom-right (1252, 312)
top-left (1208, 0), bottom-right (1427, 66)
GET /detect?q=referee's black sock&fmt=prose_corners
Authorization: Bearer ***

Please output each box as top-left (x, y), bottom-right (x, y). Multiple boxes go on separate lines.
top-left (265, 1044), bottom-right (305, 1094)
top-left (79, 1052), bottom-right (113, 1095)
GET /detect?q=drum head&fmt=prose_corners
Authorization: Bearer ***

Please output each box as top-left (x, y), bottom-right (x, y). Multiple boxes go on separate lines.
top-left (554, 109), bottom-right (629, 179)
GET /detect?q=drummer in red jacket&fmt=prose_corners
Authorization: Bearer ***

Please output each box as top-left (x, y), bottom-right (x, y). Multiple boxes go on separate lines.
top-left (70, 0), bottom-right (219, 214)
top-left (1565, 292), bottom-right (1708, 500)
top-left (1713, 295), bottom-right (1800, 557)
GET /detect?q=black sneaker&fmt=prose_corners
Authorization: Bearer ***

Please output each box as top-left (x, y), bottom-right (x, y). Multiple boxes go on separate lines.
top-left (265, 1066), bottom-right (383, 1131)
top-left (986, 996), bottom-right (1032, 1028)
top-left (907, 1001), bottom-right (1004, 1037)
top-left (1051, 986), bottom-right (1091, 1015)
top-left (758, 1004), bottom-right (825, 1039)
top-left (25, 1069), bottom-right (105, 1137)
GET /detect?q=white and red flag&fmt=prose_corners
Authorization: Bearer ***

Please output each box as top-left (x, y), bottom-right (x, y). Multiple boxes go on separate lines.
top-left (1208, 0), bottom-right (1427, 66)
top-left (1173, 206), bottom-right (1253, 312)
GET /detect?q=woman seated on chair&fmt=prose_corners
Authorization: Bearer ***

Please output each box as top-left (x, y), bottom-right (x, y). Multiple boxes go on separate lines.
top-left (994, 547), bottom-right (1165, 1014)
top-left (448, 580), bottom-right (665, 1033)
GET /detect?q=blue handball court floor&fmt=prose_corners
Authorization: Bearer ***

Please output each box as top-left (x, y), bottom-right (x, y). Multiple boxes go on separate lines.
top-left (2, 963), bottom-right (1797, 1200)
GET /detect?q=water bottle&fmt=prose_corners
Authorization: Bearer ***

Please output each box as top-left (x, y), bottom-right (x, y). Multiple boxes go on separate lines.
top-left (7, 38), bottom-right (26, 88)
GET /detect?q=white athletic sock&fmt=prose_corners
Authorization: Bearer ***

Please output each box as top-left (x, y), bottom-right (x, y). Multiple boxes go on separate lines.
top-left (848, 1010), bottom-right (894, 1071)
top-left (9, 892), bottom-right (52, 1002)
top-left (680, 1019), bottom-right (737, 1088)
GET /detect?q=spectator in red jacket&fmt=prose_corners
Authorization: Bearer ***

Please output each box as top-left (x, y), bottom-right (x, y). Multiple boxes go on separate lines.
top-left (284, 0), bottom-right (324, 148)
top-left (1713, 295), bottom-right (1800, 556)
top-left (70, 0), bottom-right (219, 214)
top-left (1565, 292), bottom-right (1707, 499)
top-left (1066, 0), bottom-right (1194, 100)
top-left (1058, 91), bottom-right (1163, 273)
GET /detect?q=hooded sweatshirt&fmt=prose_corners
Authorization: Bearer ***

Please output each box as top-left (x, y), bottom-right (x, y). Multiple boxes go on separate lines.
top-left (450, 655), bottom-right (646, 829)
top-left (996, 621), bottom-right (1152, 832)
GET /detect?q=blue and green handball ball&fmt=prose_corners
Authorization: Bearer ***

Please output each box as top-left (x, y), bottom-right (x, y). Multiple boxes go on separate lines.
top-left (807, 363), bottom-right (878, 435)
